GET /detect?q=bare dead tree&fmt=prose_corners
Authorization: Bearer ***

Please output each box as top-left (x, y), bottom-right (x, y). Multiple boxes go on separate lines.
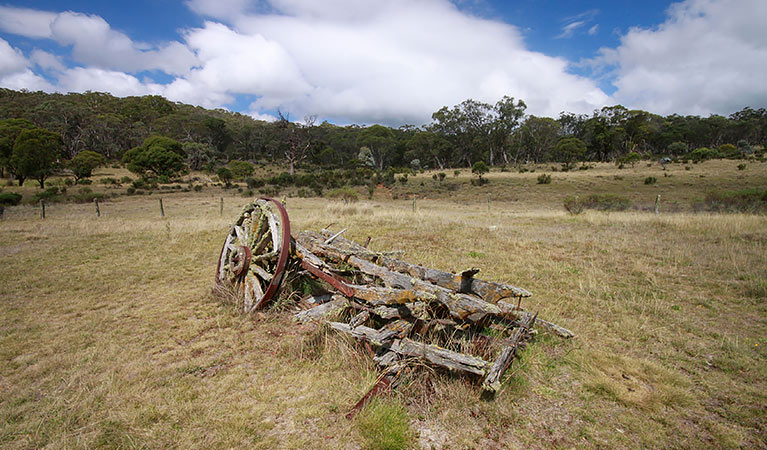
top-left (277, 111), bottom-right (316, 175)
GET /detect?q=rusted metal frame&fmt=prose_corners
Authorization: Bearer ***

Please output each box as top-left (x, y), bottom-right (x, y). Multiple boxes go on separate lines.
top-left (300, 259), bottom-right (356, 297)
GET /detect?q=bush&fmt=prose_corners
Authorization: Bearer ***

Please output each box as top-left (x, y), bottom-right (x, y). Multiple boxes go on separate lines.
top-left (126, 187), bottom-right (136, 195)
top-left (537, 174), bottom-right (552, 184)
top-left (33, 187), bottom-right (61, 203)
top-left (193, 185), bottom-right (203, 192)
top-left (453, 170), bottom-right (460, 177)
top-left (120, 176), bottom-right (133, 184)
top-left (0, 192), bottom-right (22, 206)
top-left (328, 186), bottom-right (358, 203)
top-left (228, 160), bottom-right (254, 180)
top-left (76, 178), bottom-right (93, 185)
top-left (690, 147), bottom-right (720, 161)
top-left (563, 196), bottom-right (584, 215)
top-left (701, 188), bottom-right (767, 213)
top-left (644, 176), bottom-right (657, 185)
top-left (582, 194), bottom-right (632, 211)
top-left (718, 144), bottom-right (740, 159)
top-left (245, 177), bottom-right (264, 189)
top-left (398, 175), bottom-right (408, 184)
top-left (100, 177), bottom-right (119, 185)
top-left (737, 163), bottom-right (747, 171)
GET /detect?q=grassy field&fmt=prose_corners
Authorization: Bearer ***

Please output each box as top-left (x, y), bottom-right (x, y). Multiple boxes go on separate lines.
top-left (1, 160), bottom-right (766, 449)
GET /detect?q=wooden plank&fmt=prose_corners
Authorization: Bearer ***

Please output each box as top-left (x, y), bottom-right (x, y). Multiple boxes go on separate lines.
top-left (315, 230), bottom-right (532, 301)
top-left (481, 312), bottom-right (536, 394)
top-left (294, 296), bottom-right (348, 322)
top-left (328, 322), bottom-right (491, 376)
top-left (297, 233), bottom-right (502, 321)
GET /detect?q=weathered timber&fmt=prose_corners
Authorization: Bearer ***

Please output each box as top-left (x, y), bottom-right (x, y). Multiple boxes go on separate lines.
top-left (297, 232), bottom-right (502, 321)
top-left (316, 229), bottom-right (532, 301)
top-left (329, 322), bottom-right (491, 376)
top-left (295, 296), bottom-right (348, 322)
top-left (482, 312), bottom-right (537, 394)
top-left (497, 301), bottom-right (575, 339)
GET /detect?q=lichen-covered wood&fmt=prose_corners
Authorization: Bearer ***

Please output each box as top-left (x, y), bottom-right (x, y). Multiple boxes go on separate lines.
top-left (216, 200), bottom-right (575, 406)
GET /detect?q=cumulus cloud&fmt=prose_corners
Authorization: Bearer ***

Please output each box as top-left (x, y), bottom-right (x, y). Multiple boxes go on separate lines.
top-left (0, 38), bottom-right (27, 76)
top-left (0, 6), bottom-right (56, 38)
top-left (57, 67), bottom-right (162, 97)
top-left (598, 0), bottom-right (767, 115)
top-left (0, 6), bottom-right (198, 75)
top-left (184, 0), bottom-right (608, 124)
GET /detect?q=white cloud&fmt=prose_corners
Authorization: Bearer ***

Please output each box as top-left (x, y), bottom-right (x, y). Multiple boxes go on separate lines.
top-left (558, 21), bottom-right (585, 39)
top-left (49, 12), bottom-right (198, 75)
top-left (184, 0), bottom-right (608, 124)
top-left (57, 67), bottom-right (162, 97)
top-left (598, 0), bottom-right (767, 115)
top-left (588, 24), bottom-right (599, 36)
top-left (0, 7), bottom-right (198, 76)
top-left (0, 6), bottom-right (56, 38)
top-left (0, 38), bottom-right (28, 76)
top-left (30, 49), bottom-right (66, 71)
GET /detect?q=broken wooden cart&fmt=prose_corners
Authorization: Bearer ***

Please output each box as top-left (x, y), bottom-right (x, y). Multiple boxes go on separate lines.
top-left (216, 198), bottom-right (574, 408)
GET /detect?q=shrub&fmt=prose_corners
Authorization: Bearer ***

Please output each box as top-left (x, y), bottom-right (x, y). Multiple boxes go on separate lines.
top-left (690, 147), bottom-right (720, 161)
top-left (537, 174), bottom-right (552, 184)
top-left (398, 175), bottom-right (408, 184)
top-left (126, 187), bottom-right (136, 195)
top-left (100, 177), bottom-right (119, 185)
top-left (563, 195), bottom-right (584, 215)
top-left (228, 160), bottom-right (254, 180)
top-left (0, 192), bottom-right (22, 206)
top-left (582, 194), bottom-right (632, 211)
top-left (327, 186), bottom-right (358, 203)
top-left (120, 176), bottom-right (133, 184)
top-left (437, 172), bottom-right (446, 183)
top-left (193, 185), bottom-right (203, 192)
top-left (216, 167), bottom-right (233, 185)
top-left (737, 163), bottom-right (747, 171)
top-left (76, 178), bottom-right (93, 185)
top-left (718, 144), bottom-right (740, 159)
top-left (701, 188), bottom-right (767, 213)
top-left (644, 176), bottom-right (657, 185)
top-left (33, 187), bottom-right (61, 203)
top-left (245, 177), bottom-right (264, 189)
top-left (453, 170), bottom-right (460, 177)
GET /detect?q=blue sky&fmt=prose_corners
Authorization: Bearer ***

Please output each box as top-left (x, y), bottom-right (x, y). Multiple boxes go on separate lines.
top-left (1, 0), bottom-right (765, 125)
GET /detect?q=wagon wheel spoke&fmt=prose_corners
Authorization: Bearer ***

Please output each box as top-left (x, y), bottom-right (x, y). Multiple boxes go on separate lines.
top-left (216, 197), bottom-right (291, 312)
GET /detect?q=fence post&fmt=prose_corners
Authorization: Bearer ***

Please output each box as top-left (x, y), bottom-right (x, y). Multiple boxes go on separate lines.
top-left (487, 194), bottom-right (491, 212)
top-left (40, 200), bottom-right (45, 220)
top-left (654, 194), bottom-right (661, 216)
top-left (94, 198), bottom-right (100, 217)
top-left (219, 197), bottom-right (223, 216)
top-left (159, 198), bottom-right (165, 217)
top-left (412, 194), bottom-right (417, 212)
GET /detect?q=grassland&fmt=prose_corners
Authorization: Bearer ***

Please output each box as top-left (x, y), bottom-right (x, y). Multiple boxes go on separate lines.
top-left (1, 159), bottom-right (766, 449)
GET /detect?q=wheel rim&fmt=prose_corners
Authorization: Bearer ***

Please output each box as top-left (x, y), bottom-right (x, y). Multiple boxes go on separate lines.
top-left (216, 197), bottom-right (292, 311)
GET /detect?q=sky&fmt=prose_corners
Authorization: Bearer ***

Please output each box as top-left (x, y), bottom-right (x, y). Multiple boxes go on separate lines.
top-left (0, 0), bottom-right (765, 126)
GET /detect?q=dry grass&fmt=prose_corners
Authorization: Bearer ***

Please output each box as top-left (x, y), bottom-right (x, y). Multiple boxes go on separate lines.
top-left (1, 161), bottom-right (766, 449)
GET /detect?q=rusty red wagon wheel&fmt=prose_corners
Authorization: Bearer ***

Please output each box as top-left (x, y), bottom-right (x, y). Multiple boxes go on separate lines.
top-left (216, 197), bottom-right (292, 312)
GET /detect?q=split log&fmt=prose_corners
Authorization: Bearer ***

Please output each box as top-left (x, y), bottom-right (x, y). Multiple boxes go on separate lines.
top-left (482, 312), bottom-right (537, 394)
top-left (297, 233), bottom-right (502, 321)
top-left (497, 301), bottom-right (575, 339)
top-left (295, 295), bottom-right (348, 322)
top-left (329, 322), bottom-right (491, 376)
top-left (316, 230), bottom-right (531, 301)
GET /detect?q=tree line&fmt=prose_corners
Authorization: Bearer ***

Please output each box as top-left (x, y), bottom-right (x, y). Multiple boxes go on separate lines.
top-left (0, 88), bottom-right (765, 185)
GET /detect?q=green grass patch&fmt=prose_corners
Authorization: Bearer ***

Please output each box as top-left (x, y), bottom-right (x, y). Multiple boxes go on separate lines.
top-left (357, 398), bottom-right (414, 450)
